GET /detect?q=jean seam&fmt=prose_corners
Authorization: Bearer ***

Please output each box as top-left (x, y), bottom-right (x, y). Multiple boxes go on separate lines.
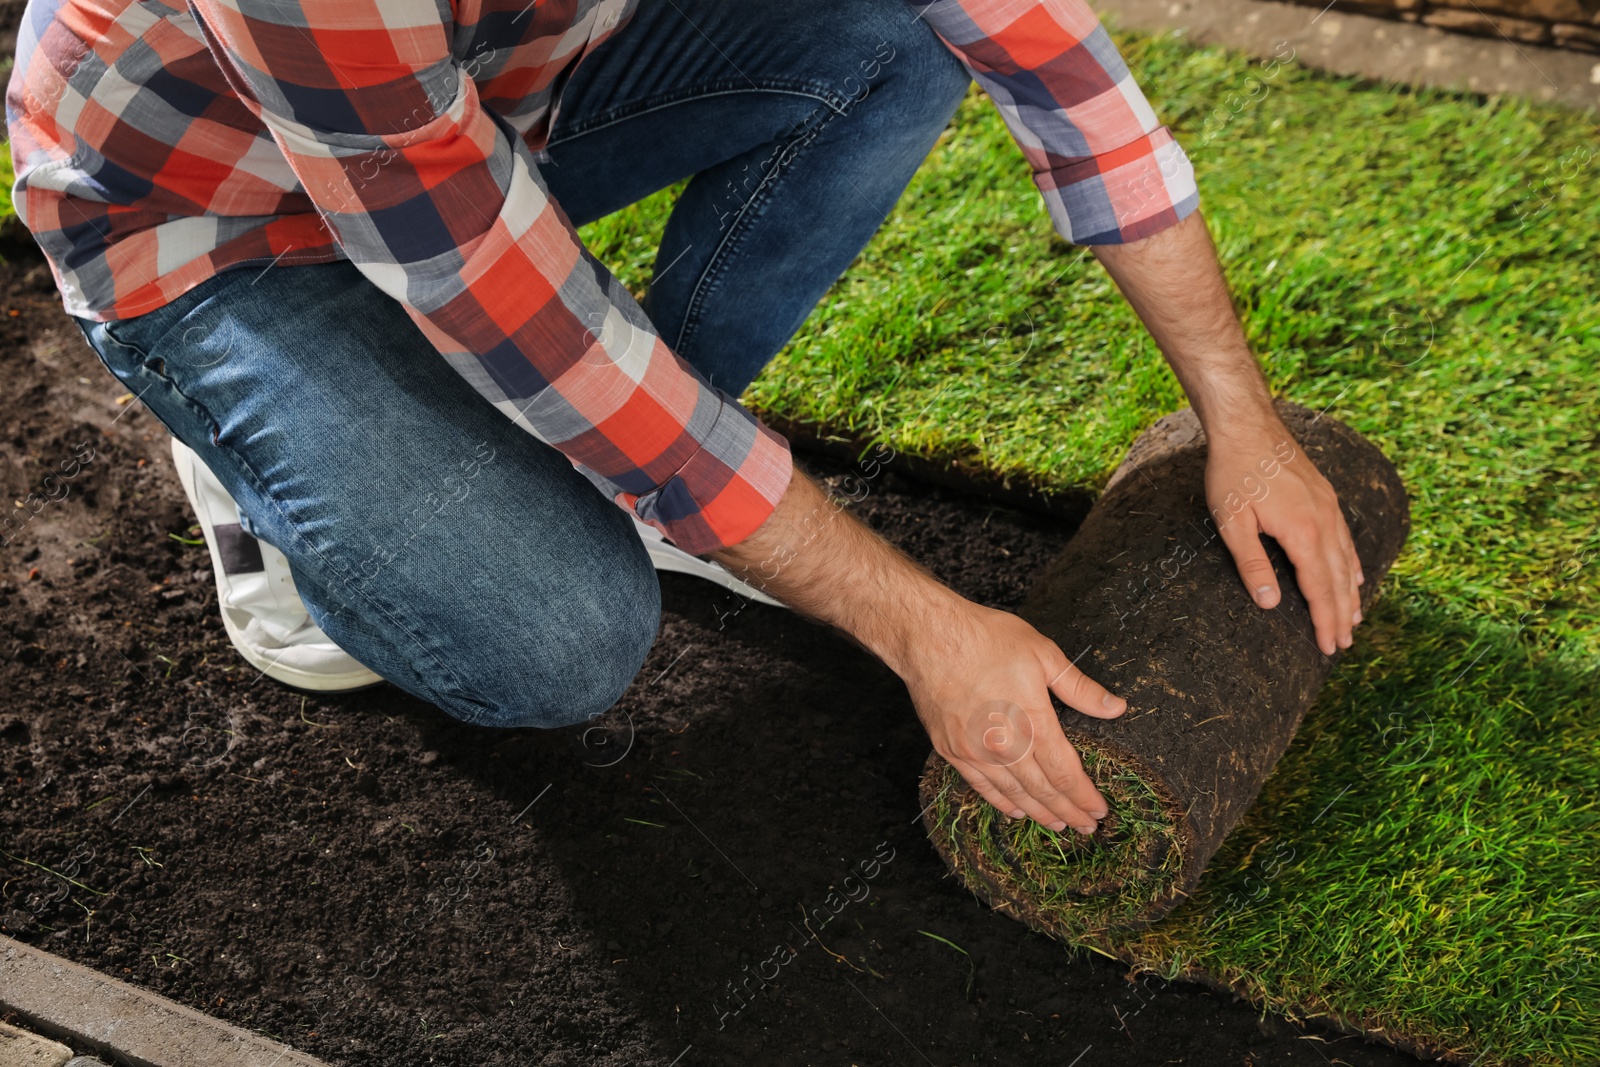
top-left (546, 78), bottom-right (850, 148)
top-left (88, 325), bottom-right (225, 444)
top-left (88, 323), bottom-right (484, 720)
top-left (671, 97), bottom-right (847, 357)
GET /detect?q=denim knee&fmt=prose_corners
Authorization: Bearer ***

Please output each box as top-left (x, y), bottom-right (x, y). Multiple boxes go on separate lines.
top-left (430, 548), bottom-right (662, 731)
top-left (851, 3), bottom-right (973, 131)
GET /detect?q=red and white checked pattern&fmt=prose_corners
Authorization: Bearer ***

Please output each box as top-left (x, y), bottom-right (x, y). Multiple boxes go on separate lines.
top-left (6, 0), bottom-right (1197, 551)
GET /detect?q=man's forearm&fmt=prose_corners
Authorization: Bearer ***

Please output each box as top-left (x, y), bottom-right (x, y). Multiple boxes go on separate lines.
top-left (707, 466), bottom-right (961, 679)
top-left (706, 463), bottom-right (1131, 836)
top-left (1091, 210), bottom-right (1276, 442)
top-left (1094, 207), bottom-right (1365, 652)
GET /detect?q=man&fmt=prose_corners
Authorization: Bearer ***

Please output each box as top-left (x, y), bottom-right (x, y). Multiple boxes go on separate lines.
top-left (6, 0), bottom-right (1362, 839)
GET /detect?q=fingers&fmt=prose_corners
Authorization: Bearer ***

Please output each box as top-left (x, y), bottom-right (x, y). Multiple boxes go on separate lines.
top-left (949, 700), bottom-right (1110, 835)
top-left (1335, 510), bottom-right (1364, 617)
top-left (1044, 643), bottom-right (1127, 720)
top-left (1344, 517), bottom-right (1366, 587)
top-left (1222, 498), bottom-right (1360, 656)
top-left (927, 619), bottom-right (1127, 837)
top-left (1030, 723), bottom-right (1110, 827)
top-left (947, 756), bottom-right (1026, 821)
top-left (962, 694), bottom-right (1110, 832)
top-left (949, 754), bottom-right (1072, 832)
top-left (1318, 499), bottom-right (1359, 653)
top-left (1304, 541), bottom-right (1345, 655)
top-left (990, 763), bottom-right (1090, 834)
top-left (1288, 520), bottom-right (1351, 656)
top-left (1216, 507), bottom-right (1282, 610)
top-left (954, 740), bottom-right (1102, 835)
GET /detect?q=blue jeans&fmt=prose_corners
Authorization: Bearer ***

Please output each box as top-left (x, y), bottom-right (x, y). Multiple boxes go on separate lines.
top-left (71, 0), bottom-right (971, 729)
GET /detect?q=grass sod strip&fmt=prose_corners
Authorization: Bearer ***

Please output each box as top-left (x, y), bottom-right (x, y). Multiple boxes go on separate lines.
top-left (917, 398), bottom-right (1411, 946)
top-left (575, 31), bottom-right (1597, 1065)
top-left (581, 37), bottom-right (1598, 661)
top-left (925, 748), bottom-right (1187, 949)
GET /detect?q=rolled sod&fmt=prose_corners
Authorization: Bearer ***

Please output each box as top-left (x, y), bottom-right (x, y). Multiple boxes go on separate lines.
top-left (919, 397), bottom-right (1411, 951)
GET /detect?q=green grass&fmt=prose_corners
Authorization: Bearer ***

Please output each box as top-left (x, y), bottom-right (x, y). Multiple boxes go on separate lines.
top-left (1, 56), bottom-right (14, 230)
top-left (1, 139), bottom-right (15, 234)
top-left (579, 31), bottom-right (1599, 1067)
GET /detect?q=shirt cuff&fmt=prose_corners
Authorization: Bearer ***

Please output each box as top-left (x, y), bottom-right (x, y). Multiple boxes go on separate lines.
top-left (620, 391), bottom-right (793, 556)
top-left (1036, 127), bottom-right (1201, 245)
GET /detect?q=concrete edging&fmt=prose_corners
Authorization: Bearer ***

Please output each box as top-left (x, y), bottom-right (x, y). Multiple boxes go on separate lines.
top-left (1099, 0), bottom-right (1600, 114)
top-left (0, 1021), bottom-right (74, 1067)
top-left (0, 937), bottom-right (331, 1067)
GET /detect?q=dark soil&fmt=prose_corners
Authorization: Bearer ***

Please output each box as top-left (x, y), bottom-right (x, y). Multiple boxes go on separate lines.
top-left (0, 238), bottom-right (1425, 1067)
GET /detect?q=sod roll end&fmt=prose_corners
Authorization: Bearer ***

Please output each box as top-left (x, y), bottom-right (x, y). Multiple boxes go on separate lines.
top-left (920, 397), bottom-right (1411, 951)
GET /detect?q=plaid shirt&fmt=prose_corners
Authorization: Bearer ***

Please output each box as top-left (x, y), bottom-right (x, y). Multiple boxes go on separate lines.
top-left (6, 0), bottom-right (1199, 553)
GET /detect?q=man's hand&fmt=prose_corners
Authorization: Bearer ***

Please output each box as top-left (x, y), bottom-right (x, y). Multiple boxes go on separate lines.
top-left (1091, 208), bottom-right (1364, 653)
top-left (903, 600), bottom-right (1128, 834)
top-left (710, 468), bottom-right (1126, 833)
top-left (1206, 417), bottom-right (1364, 655)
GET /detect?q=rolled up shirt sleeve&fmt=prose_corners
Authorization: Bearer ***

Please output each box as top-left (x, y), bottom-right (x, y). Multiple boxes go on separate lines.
top-left (909, 0), bottom-right (1200, 244)
top-left (184, 0), bottom-right (791, 555)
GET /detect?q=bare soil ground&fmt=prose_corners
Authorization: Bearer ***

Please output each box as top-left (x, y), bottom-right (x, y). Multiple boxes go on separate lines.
top-left (0, 239), bottom-right (1424, 1066)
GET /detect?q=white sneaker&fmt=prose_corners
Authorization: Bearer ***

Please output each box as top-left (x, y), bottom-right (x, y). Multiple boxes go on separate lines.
top-left (630, 514), bottom-right (787, 609)
top-left (169, 435), bottom-right (385, 693)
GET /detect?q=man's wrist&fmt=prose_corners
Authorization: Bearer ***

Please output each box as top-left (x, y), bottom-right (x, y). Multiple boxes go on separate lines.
top-left (1195, 386), bottom-right (1281, 448)
top-left (856, 567), bottom-right (969, 684)
top-left (1090, 209), bottom-right (1280, 447)
top-left (710, 467), bottom-right (969, 682)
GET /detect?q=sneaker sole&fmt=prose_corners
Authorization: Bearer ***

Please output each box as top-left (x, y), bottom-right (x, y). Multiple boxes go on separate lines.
top-left (170, 435), bottom-right (386, 694)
